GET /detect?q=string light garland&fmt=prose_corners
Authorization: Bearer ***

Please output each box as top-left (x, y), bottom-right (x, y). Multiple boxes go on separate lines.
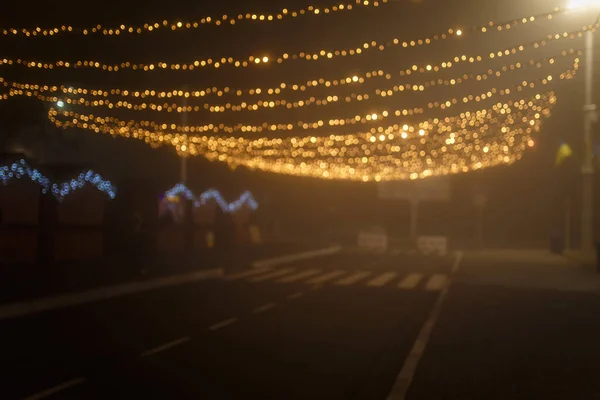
top-left (0, 9), bottom-right (572, 72)
top-left (0, 23), bottom-right (588, 111)
top-left (164, 183), bottom-right (258, 212)
top-left (17, 57), bottom-right (578, 138)
top-left (6, 49), bottom-right (574, 115)
top-left (0, 159), bottom-right (117, 200)
top-left (46, 90), bottom-right (558, 181)
top-left (0, 9), bottom-right (583, 184)
top-left (0, 0), bottom-right (387, 37)
top-left (2, 69), bottom-right (385, 99)
top-left (46, 89), bottom-right (555, 150)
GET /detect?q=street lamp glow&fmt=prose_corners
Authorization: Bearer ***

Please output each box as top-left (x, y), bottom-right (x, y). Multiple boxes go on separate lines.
top-left (56, 100), bottom-right (64, 108)
top-left (566, 0), bottom-right (600, 256)
top-left (568, 0), bottom-right (600, 10)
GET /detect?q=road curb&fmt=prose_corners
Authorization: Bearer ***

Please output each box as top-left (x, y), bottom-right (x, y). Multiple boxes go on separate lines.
top-left (0, 268), bottom-right (223, 321)
top-left (251, 245), bottom-right (342, 269)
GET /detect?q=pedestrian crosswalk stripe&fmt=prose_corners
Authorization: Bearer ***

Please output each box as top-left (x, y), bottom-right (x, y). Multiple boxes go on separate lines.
top-left (223, 268), bottom-right (270, 281)
top-left (367, 272), bottom-right (398, 287)
top-left (277, 269), bottom-right (322, 283)
top-left (235, 267), bottom-right (448, 292)
top-left (305, 270), bottom-right (347, 284)
top-left (398, 273), bottom-right (423, 289)
top-left (249, 268), bottom-right (296, 282)
top-left (425, 274), bottom-right (448, 291)
top-left (334, 271), bottom-right (372, 286)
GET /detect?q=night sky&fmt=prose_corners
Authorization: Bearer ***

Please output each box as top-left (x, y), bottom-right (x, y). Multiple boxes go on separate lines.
top-left (0, 0), bottom-right (597, 243)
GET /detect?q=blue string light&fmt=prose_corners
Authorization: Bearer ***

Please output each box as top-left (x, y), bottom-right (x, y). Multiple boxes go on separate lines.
top-left (164, 183), bottom-right (258, 213)
top-left (0, 159), bottom-right (116, 201)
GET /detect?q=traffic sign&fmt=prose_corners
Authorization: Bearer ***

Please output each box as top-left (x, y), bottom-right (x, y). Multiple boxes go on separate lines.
top-left (378, 177), bottom-right (450, 202)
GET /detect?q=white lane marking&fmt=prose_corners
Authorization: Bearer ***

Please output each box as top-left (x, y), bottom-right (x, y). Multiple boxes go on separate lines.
top-left (334, 271), bottom-right (372, 286)
top-left (367, 272), bottom-right (398, 287)
top-left (287, 292), bottom-right (304, 299)
top-left (248, 268), bottom-right (294, 282)
top-left (305, 270), bottom-right (347, 285)
top-left (223, 268), bottom-right (270, 281)
top-left (277, 269), bottom-right (322, 283)
top-left (251, 245), bottom-right (342, 268)
top-left (386, 251), bottom-right (462, 400)
top-left (23, 378), bottom-right (87, 400)
top-left (141, 337), bottom-right (190, 357)
top-left (0, 269), bottom-right (223, 322)
top-left (425, 274), bottom-right (448, 291)
top-left (398, 273), bottom-right (423, 289)
top-left (253, 303), bottom-right (276, 313)
top-left (209, 317), bottom-right (238, 331)
top-left (248, 268), bottom-right (296, 282)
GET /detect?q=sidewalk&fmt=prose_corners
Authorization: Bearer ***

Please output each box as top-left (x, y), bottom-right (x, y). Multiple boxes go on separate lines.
top-left (456, 248), bottom-right (600, 293)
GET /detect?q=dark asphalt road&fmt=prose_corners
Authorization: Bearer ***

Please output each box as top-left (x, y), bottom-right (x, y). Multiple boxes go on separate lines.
top-left (3, 250), bottom-right (600, 399)
top-left (408, 282), bottom-right (600, 399)
top-left (0, 251), bottom-right (450, 399)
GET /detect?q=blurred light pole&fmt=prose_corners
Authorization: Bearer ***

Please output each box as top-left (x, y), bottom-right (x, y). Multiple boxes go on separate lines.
top-left (568, 0), bottom-right (600, 255)
top-left (180, 86), bottom-right (188, 183)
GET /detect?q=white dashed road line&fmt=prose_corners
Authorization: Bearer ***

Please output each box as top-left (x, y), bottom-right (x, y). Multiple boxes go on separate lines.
top-left (23, 378), bottom-right (87, 400)
top-left (141, 337), bottom-right (190, 357)
top-left (248, 268), bottom-right (295, 282)
top-left (387, 251), bottom-right (463, 400)
top-left (398, 273), bottom-right (423, 289)
top-left (277, 269), bottom-right (322, 283)
top-left (305, 270), bottom-right (346, 284)
top-left (223, 268), bottom-right (270, 281)
top-left (425, 274), bottom-right (448, 291)
top-left (367, 272), bottom-right (398, 287)
top-left (334, 271), bottom-right (372, 286)
top-left (253, 303), bottom-right (276, 313)
top-left (209, 317), bottom-right (238, 331)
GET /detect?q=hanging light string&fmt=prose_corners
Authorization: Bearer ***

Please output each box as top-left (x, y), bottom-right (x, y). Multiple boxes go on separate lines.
top-left (16, 56), bottom-right (579, 139)
top-left (42, 62), bottom-right (572, 180)
top-left (0, 4), bottom-right (571, 39)
top-left (0, 9), bottom-right (570, 72)
top-left (46, 90), bottom-right (557, 181)
top-left (44, 82), bottom-right (563, 153)
top-left (0, 159), bottom-right (116, 200)
top-left (47, 90), bottom-right (552, 152)
top-left (164, 183), bottom-right (258, 212)
top-left (1, 0), bottom-right (388, 37)
top-left (17, 49), bottom-right (574, 114)
top-left (0, 22), bottom-right (589, 106)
